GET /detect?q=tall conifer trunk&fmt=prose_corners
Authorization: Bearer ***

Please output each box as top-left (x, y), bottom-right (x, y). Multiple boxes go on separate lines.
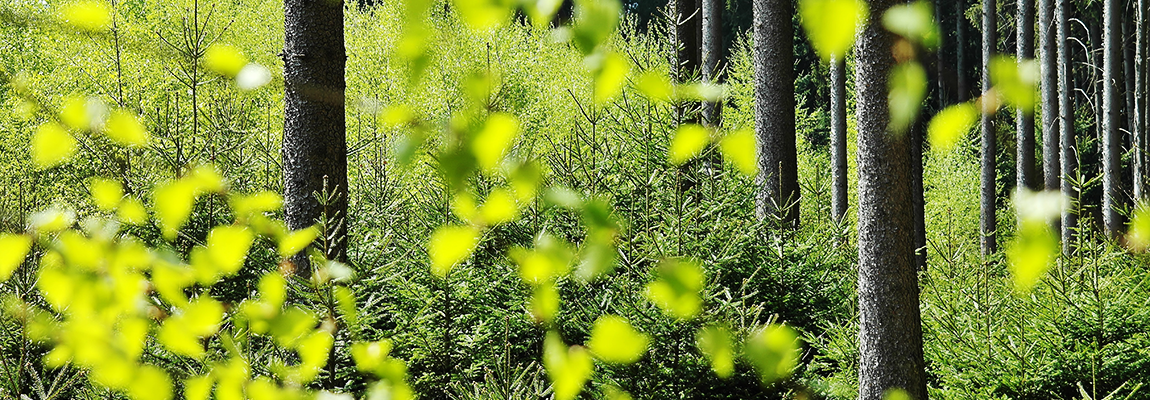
top-left (753, 0), bottom-right (799, 226)
top-left (701, 0), bottom-right (723, 127)
top-left (981, 0), bottom-right (998, 255)
top-left (1018, 0), bottom-right (1038, 190)
top-left (856, 0), bottom-right (927, 397)
top-left (1039, 0), bottom-right (1060, 192)
top-left (1058, 0), bottom-right (1077, 251)
top-left (1103, 0), bottom-right (1123, 237)
top-left (830, 55), bottom-right (848, 223)
top-left (283, 0), bottom-right (349, 268)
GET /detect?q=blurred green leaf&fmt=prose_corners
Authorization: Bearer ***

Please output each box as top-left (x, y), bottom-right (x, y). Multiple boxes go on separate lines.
top-left (888, 61), bottom-right (927, 133)
top-left (799, 0), bottom-right (868, 62)
top-left (720, 128), bottom-right (758, 176)
top-left (154, 180), bottom-right (198, 240)
top-left (279, 226), bottom-right (319, 259)
top-left (990, 56), bottom-right (1040, 114)
top-left (644, 259), bottom-right (705, 319)
top-left (472, 113), bottom-right (519, 174)
top-left (586, 315), bottom-right (649, 364)
top-left (543, 331), bottom-right (593, 400)
top-left (927, 102), bottom-right (978, 151)
top-left (571, 0), bottom-right (621, 54)
top-left (428, 225), bottom-right (480, 278)
top-left (0, 234), bottom-right (33, 281)
top-left (203, 44), bottom-right (248, 78)
top-left (32, 122), bottom-right (76, 170)
top-left (882, 0), bottom-right (940, 49)
top-left (1007, 219), bottom-right (1058, 294)
top-left (60, 1), bottom-right (111, 32)
top-left (696, 325), bottom-right (735, 378)
top-left (591, 51), bottom-right (630, 105)
top-left (206, 225), bottom-right (254, 275)
top-left (745, 324), bottom-right (800, 384)
top-left (669, 124), bottom-right (710, 165)
top-left (104, 109), bottom-right (149, 146)
top-left (453, 0), bottom-right (515, 31)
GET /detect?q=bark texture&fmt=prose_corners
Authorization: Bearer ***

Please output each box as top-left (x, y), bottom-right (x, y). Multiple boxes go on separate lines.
top-left (283, 0), bottom-right (348, 267)
top-left (957, 0), bottom-right (969, 101)
top-left (856, 0), bottom-right (927, 398)
top-left (1039, 0), bottom-right (1060, 191)
top-left (1017, 0), bottom-right (1038, 190)
top-left (1103, 0), bottom-right (1123, 237)
top-left (701, 0), bottom-right (723, 127)
top-left (831, 55), bottom-right (848, 223)
top-left (753, 0), bottom-right (799, 226)
top-left (981, 0), bottom-right (998, 255)
top-left (1058, 0), bottom-right (1077, 251)
top-left (1138, 0), bottom-right (1148, 200)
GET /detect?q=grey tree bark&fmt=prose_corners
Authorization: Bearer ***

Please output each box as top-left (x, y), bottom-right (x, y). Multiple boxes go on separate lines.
top-left (957, 0), bottom-right (969, 101)
top-left (1124, 12), bottom-right (1141, 199)
top-left (1039, 0), bottom-right (1060, 192)
top-left (1103, 0), bottom-right (1123, 237)
top-left (981, 0), bottom-right (998, 255)
top-left (753, 0), bottom-right (799, 226)
top-left (283, 0), bottom-right (349, 268)
top-left (701, 0), bottom-right (723, 127)
top-left (912, 113), bottom-right (927, 270)
top-left (855, 0), bottom-right (927, 398)
top-left (1139, 0), bottom-right (1148, 200)
top-left (1058, 0), bottom-right (1077, 251)
top-left (831, 55), bottom-right (848, 223)
top-left (1018, 0), bottom-right (1038, 191)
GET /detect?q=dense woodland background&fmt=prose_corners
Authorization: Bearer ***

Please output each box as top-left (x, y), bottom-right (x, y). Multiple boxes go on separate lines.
top-left (2, 0), bottom-right (1150, 399)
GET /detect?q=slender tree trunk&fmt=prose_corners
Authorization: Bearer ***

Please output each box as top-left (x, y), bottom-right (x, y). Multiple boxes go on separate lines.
top-left (1018, 0), bottom-right (1038, 190)
top-left (957, 0), bottom-right (969, 101)
top-left (701, 0), bottom-right (723, 127)
top-left (856, 1), bottom-right (927, 397)
top-left (831, 55), bottom-right (848, 223)
top-left (1103, 0), bottom-right (1123, 237)
top-left (912, 113), bottom-right (927, 270)
top-left (753, 0), bottom-right (799, 227)
top-left (283, 0), bottom-right (348, 268)
top-left (1039, 0), bottom-right (1060, 192)
top-left (674, 0), bottom-right (702, 126)
top-left (1124, 11), bottom-right (1141, 199)
top-left (981, 0), bottom-right (998, 255)
top-left (1058, 0), bottom-right (1077, 252)
top-left (935, 0), bottom-right (948, 107)
top-left (1138, 0), bottom-right (1148, 201)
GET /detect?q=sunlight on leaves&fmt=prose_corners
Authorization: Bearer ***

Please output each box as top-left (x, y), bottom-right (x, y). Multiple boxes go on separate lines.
top-left (184, 375), bottom-right (213, 400)
top-left (0, 234), bottom-right (33, 281)
top-left (453, 0), bottom-right (513, 31)
top-left (524, 0), bottom-right (564, 27)
top-left (207, 225), bottom-right (254, 275)
top-left (720, 128), bottom-right (758, 176)
top-left (154, 180), bottom-right (198, 240)
top-left (799, 0), bottom-right (868, 62)
top-left (882, 1), bottom-right (940, 49)
top-left (204, 44), bottom-right (249, 78)
top-left (591, 51), bottom-right (630, 105)
top-left (990, 56), bottom-right (1040, 114)
top-left (61, 1), bottom-right (111, 32)
top-left (570, 0), bottom-right (622, 55)
top-left (586, 315), bottom-right (649, 364)
top-left (635, 71), bottom-right (674, 102)
top-left (236, 64), bottom-right (272, 91)
top-left (32, 122), bottom-right (76, 170)
top-left (159, 298), bottom-right (224, 358)
top-left (644, 259), bottom-right (705, 319)
top-left (927, 102), bottom-right (978, 151)
top-left (696, 325), bottom-right (735, 378)
top-left (1007, 189), bottom-right (1065, 293)
top-left (472, 113), bottom-right (519, 174)
top-left (543, 331), bottom-right (593, 400)
top-left (428, 225), bottom-right (480, 278)
top-left (603, 386), bottom-right (633, 400)
top-left (669, 124), bottom-right (710, 165)
top-left (479, 188), bottom-right (518, 225)
top-left (745, 324), bottom-right (800, 384)
top-left (30, 207), bottom-right (76, 233)
top-left (279, 226), bottom-right (319, 259)
top-left (888, 62), bottom-right (927, 133)
top-left (105, 109), bottom-right (149, 146)
top-left (90, 178), bottom-right (123, 211)
top-left (1128, 205), bottom-right (1150, 251)
top-left (884, 388), bottom-right (912, 400)
top-left (118, 198), bottom-right (147, 225)
top-left (531, 283), bottom-right (560, 323)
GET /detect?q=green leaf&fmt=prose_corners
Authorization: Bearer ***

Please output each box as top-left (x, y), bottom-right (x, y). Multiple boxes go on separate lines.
top-left (591, 51), bottom-right (630, 105)
top-left (669, 124), bottom-right (710, 165)
top-left (292, 330), bottom-right (333, 383)
top-left (154, 180), bottom-right (198, 240)
top-left (334, 286), bottom-right (358, 326)
top-left (643, 259), bottom-right (705, 319)
top-left (269, 307), bottom-right (318, 348)
top-left (428, 225), bottom-right (480, 278)
top-left (479, 188), bottom-right (518, 225)
top-left (884, 389), bottom-right (912, 400)
top-left (1007, 219), bottom-right (1058, 293)
top-left (927, 102), bottom-right (978, 151)
top-left (0, 234), bottom-right (33, 281)
top-left (32, 122), bottom-right (76, 169)
top-left (60, 1), bottom-right (111, 32)
top-left (203, 44), bottom-right (248, 78)
top-left (1128, 205), bottom-right (1150, 251)
top-left (799, 0), bottom-right (868, 62)
top-left (990, 55), bottom-right (1040, 114)
top-left (104, 109), bottom-right (149, 146)
top-left (720, 129), bottom-right (758, 176)
top-left (512, 235), bottom-right (574, 284)
top-left (230, 191), bottom-right (283, 218)
top-left (543, 331), bottom-right (593, 400)
top-left (127, 366), bottom-right (172, 400)
top-left (471, 113), bottom-right (519, 174)
top-left (90, 178), bottom-right (123, 211)
top-left (184, 375), bottom-right (214, 400)
top-left (882, 0), bottom-right (940, 49)
top-left (696, 325), bottom-right (735, 378)
top-left (59, 95), bottom-right (95, 131)
top-left (745, 324), bottom-right (801, 384)
top-left (158, 298), bottom-right (224, 358)
top-left (278, 226), bottom-right (319, 259)
top-left (887, 61), bottom-right (928, 133)
top-left (586, 315), bottom-right (649, 364)
top-left (206, 225), bottom-right (254, 275)
top-left (452, 0), bottom-right (514, 31)
top-left (524, 0), bottom-right (564, 27)
top-left (570, 0), bottom-right (622, 55)
top-left (530, 283), bottom-right (560, 323)
top-left (635, 71), bottom-right (673, 102)
top-left (118, 198), bottom-right (148, 225)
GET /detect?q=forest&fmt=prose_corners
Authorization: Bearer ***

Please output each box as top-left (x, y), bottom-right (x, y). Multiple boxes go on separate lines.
top-left (2, 0), bottom-right (1150, 398)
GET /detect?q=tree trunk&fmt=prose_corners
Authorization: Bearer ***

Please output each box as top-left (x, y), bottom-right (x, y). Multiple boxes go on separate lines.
top-left (1124, 10), bottom-right (1141, 199)
top-left (1058, 0), bottom-right (1077, 252)
top-left (283, 0), bottom-right (349, 268)
top-left (1039, 0), bottom-right (1060, 192)
top-left (1103, 0), bottom-right (1123, 237)
top-left (701, 0), bottom-right (723, 127)
top-left (675, 0), bottom-right (702, 83)
top-left (856, 0), bottom-right (928, 397)
top-left (912, 113), bottom-right (927, 270)
top-left (753, 0), bottom-right (799, 227)
top-left (981, 0), bottom-right (998, 255)
top-left (1139, 0), bottom-right (1148, 201)
top-left (957, 0), bottom-right (969, 101)
top-left (831, 55), bottom-right (848, 223)
top-left (1018, 0), bottom-right (1038, 190)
